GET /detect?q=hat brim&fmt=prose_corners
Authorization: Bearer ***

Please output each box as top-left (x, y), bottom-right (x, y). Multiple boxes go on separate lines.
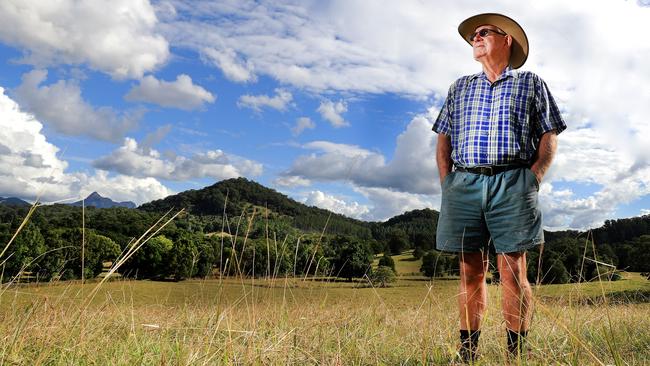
top-left (458, 13), bottom-right (529, 69)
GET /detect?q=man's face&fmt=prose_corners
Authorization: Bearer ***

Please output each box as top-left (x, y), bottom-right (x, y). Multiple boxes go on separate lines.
top-left (472, 24), bottom-right (510, 62)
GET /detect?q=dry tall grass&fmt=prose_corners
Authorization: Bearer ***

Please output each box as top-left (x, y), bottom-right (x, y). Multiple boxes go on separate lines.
top-left (1, 276), bottom-right (649, 365)
top-left (1, 205), bottom-right (649, 365)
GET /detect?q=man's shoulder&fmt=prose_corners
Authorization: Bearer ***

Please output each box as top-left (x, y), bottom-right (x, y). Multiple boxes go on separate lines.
top-left (455, 72), bottom-right (482, 83)
top-left (511, 69), bottom-right (544, 83)
top-left (449, 73), bottom-right (481, 90)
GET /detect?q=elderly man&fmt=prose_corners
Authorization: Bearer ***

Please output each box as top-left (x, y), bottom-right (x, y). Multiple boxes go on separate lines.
top-left (432, 13), bottom-right (566, 361)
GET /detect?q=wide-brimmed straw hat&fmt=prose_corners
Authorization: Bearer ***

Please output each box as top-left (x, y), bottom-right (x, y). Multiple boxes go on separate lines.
top-left (458, 13), bottom-right (529, 69)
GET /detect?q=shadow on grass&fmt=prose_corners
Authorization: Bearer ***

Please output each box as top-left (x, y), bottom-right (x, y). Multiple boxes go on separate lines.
top-left (399, 276), bottom-right (459, 282)
top-left (398, 257), bottom-right (419, 262)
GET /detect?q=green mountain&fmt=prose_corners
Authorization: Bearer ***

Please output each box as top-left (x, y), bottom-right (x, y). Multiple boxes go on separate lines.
top-left (0, 196), bottom-right (31, 206)
top-left (139, 177), bottom-right (372, 238)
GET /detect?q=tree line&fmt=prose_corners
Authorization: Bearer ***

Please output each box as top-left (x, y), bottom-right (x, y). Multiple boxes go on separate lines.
top-left (0, 204), bottom-right (380, 282)
top-left (1, 177), bottom-right (649, 284)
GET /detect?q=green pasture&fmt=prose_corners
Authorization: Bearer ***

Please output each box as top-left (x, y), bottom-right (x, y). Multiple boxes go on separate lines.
top-left (372, 251), bottom-right (429, 276)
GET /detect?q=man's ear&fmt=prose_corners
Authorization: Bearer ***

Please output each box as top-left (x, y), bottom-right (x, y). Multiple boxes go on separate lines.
top-left (505, 34), bottom-right (513, 47)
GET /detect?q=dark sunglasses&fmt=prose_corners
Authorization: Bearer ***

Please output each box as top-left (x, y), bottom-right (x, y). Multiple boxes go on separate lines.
top-left (469, 28), bottom-right (507, 42)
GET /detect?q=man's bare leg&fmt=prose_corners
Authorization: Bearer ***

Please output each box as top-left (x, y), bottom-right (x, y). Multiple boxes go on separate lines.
top-left (498, 252), bottom-right (533, 355)
top-left (459, 251), bottom-right (489, 330)
top-left (458, 251), bottom-right (489, 361)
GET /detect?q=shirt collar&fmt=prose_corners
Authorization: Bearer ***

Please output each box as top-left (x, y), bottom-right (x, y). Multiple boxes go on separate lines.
top-left (469, 66), bottom-right (519, 82)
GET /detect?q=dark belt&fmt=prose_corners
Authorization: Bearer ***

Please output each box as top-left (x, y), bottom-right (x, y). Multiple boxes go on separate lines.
top-left (454, 164), bottom-right (526, 176)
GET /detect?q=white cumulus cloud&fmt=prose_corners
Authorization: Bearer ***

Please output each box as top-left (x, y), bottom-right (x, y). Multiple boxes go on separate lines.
top-left (13, 69), bottom-right (139, 142)
top-left (291, 117), bottom-right (316, 136)
top-left (0, 86), bottom-right (171, 204)
top-left (0, 0), bottom-right (169, 79)
top-left (537, 127), bottom-right (650, 230)
top-left (79, 170), bottom-right (173, 205)
top-left (274, 175), bottom-right (311, 188)
top-left (283, 112), bottom-right (439, 194)
top-left (156, 0), bottom-right (461, 94)
top-left (93, 138), bottom-right (263, 181)
top-left (125, 74), bottom-right (215, 110)
top-left (317, 100), bottom-right (348, 128)
top-left (355, 187), bottom-right (439, 222)
top-left (0, 86), bottom-right (70, 200)
top-left (303, 190), bottom-right (369, 219)
top-left (237, 88), bottom-right (293, 112)
top-left (201, 47), bottom-right (256, 83)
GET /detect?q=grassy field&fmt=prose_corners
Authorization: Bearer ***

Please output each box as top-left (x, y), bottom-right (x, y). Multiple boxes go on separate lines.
top-left (1, 251), bottom-right (649, 365)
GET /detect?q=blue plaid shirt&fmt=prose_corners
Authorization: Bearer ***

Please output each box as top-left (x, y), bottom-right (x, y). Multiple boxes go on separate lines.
top-left (433, 68), bottom-right (566, 167)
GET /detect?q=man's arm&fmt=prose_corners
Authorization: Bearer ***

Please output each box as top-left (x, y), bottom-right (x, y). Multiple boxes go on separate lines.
top-left (437, 134), bottom-right (453, 185)
top-left (530, 130), bottom-right (558, 183)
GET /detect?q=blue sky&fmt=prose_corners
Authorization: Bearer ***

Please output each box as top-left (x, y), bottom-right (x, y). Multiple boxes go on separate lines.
top-left (0, 0), bottom-right (649, 230)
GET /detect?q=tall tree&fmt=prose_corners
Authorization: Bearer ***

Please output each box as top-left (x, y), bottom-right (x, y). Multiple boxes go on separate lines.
top-left (330, 236), bottom-right (373, 281)
top-left (387, 228), bottom-right (409, 255)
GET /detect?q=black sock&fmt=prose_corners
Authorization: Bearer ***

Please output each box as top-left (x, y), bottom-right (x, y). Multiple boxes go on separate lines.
top-left (507, 329), bottom-right (528, 356)
top-left (460, 330), bottom-right (480, 360)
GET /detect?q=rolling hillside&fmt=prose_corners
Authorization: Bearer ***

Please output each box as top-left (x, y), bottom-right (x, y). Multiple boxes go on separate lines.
top-left (139, 177), bottom-right (373, 238)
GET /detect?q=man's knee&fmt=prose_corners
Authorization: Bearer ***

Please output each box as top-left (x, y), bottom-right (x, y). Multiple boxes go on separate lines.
top-left (460, 252), bottom-right (488, 284)
top-left (462, 266), bottom-right (487, 284)
top-left (498, 252), bottom-right (529, 285)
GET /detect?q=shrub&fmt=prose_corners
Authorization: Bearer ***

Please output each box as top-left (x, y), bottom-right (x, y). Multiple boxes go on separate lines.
top-left (421, 251), bottom-right (444, 278)
top-left (378, 254), bottom-right (395, 272)
top-left (370, 266), bottom-right (396, 287)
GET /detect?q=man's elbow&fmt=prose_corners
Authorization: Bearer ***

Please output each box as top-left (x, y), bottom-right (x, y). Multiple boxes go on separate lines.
top-left (540, 130), bottom-right (558, 156)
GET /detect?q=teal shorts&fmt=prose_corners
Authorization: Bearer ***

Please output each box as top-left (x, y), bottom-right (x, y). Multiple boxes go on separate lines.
top-left (436, 167), bottom-right (544, 254)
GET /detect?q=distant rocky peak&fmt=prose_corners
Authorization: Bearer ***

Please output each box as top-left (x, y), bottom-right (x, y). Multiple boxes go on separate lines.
top-left (69, 191), bottom-right (136, 209)
top-left (87, 191), bottom-right (103, 199)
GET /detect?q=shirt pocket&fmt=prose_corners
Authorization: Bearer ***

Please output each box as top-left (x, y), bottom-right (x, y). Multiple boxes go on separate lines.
top-left (509, 91), bottom-right (534, 157)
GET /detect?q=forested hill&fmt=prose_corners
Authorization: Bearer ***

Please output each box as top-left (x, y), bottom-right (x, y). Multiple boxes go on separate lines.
top-left (139, 177), bottom-right (372, 238)
top-left (382, 208), bottom-right (439, 232)
top-left (588, 215), bottom-right (650, 246)
top-left (372, 208), bottom-right (440, 251)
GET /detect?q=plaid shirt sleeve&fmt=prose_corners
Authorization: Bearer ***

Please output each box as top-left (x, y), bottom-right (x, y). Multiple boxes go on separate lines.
top-left (532, 75), bottom-right (567, 137)
top-left (432, 81), bottom-right (455, 135)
